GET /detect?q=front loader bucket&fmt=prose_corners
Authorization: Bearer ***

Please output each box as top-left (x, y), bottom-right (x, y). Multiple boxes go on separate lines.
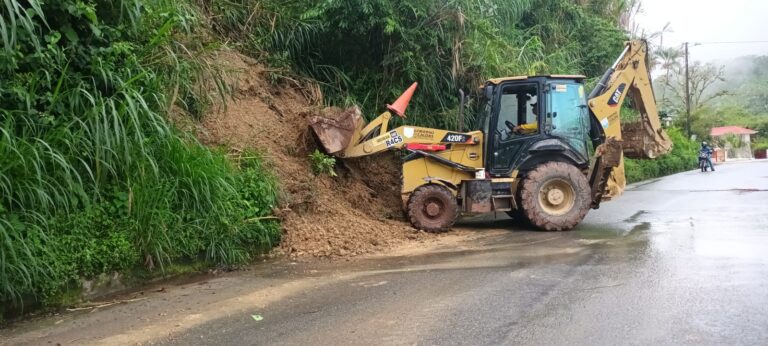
top-left (621, 120), bottom-right (673, 159)
top-left (309, 107), bottom-right (362, 156)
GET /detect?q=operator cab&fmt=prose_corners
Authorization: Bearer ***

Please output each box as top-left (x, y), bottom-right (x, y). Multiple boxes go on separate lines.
top-left (477, 75), bottom-right (592, 177)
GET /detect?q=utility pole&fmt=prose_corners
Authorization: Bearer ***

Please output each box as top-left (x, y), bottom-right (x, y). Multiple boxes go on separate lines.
top-left (684, 42), bottom-right (691, 139)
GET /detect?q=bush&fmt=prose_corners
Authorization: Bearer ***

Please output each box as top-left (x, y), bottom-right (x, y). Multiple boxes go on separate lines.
top-left (1, 1), bottom-right (278, 313)
top-left (753, 138), bottom-right (768, 151)
top-left (624, 127), bottom-right (698, 183)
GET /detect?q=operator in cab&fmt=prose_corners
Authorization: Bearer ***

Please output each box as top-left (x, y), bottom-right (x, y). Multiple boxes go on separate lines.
top-left (512, 102), bottom-right (539, 135)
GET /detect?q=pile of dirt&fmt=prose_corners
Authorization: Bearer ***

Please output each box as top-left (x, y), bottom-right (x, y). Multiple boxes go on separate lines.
top-left (198, 51), bottom-right (435, 258)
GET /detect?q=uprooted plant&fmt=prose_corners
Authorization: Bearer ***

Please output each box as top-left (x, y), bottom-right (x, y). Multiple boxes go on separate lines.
top-left (309, 150), bottom-right (338, 177)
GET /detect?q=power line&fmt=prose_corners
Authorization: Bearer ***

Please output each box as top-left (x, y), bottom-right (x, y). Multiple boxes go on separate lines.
top-left (688, 40), bottom-right (768, 46)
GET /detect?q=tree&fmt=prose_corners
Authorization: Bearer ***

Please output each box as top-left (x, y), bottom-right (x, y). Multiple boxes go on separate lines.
top-left (714, 55), bottom-right (768, 114)
top-left (620, 0), bottom-right (642, 35)
top-left (642, 23), bottom-right (673, 71)
top-left (664, 61), bottom-right (728, 114)
top-left (214, 0), bottom-right (629, 129)
top-left (654, 46), bottom-right (682, 106)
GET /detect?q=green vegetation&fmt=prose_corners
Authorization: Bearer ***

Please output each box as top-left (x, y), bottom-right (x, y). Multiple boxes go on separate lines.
top-left (1, 1), bottom-right (278, 313)
top-left (202, 0), bottom-right (628, 128)
top-left (2, 0), bottom-right (650, 314)
top-left (624, 128), bottom-right (698, 183)
top-left (683, 105), bottom-right (768, 145)
top-left (645, 42), bottom-right (768, 181)
top-left (309, 150), bottom-right (338, 177)
top-left (655, 48), bottom-right (768, 148)
top-left (715, 56), bottom-right (768, 115)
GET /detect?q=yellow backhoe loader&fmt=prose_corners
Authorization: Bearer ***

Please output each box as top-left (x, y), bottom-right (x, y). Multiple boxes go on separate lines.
top-left (310, 40), bottom-right (672, 231)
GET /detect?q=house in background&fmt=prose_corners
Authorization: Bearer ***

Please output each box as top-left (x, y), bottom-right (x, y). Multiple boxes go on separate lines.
top-left (710, 126), bottom-right (758, 160)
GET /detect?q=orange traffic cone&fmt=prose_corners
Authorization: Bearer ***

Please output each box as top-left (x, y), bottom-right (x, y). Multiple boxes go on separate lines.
top-left (387, 82), bottom-right (418, 118)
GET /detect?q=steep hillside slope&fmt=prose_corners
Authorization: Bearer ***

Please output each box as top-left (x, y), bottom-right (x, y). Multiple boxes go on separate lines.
top-left (199, 51), bottom-right (436, 258)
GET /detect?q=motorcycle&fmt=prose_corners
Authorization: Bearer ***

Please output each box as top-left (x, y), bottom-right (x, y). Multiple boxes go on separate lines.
top-left (699, 152), bottom-right (710, 172)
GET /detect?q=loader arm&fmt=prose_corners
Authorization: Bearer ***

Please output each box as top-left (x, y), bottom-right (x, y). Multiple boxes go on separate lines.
top-left (587, 40), bottom-right (673, 207)
top-left (311, 108), bottom-right (481, 159)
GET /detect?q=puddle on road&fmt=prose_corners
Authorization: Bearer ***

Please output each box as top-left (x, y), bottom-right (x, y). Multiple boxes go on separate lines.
top-left (630, 222), bottom-right (651, 233)
top-left (270, 216), bottom-right (658, 277)
top-left (576, 225), bottom-right (624, 240)
top-left (574, 216), bottom-right (653, 262)
top-left (624, 210), bottom-right (648, 223)
top-left (261, 213), bottom-right (660, 281)
top-left (575, 222), bottom-right (641, 240)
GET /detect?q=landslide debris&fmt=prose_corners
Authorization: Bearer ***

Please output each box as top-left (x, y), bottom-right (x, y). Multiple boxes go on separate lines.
top-left (199, 51), bottom-right (434, 258)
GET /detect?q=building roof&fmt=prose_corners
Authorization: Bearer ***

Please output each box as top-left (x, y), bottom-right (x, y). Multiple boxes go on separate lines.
top-left (710, 126), bottom-right (758, 137)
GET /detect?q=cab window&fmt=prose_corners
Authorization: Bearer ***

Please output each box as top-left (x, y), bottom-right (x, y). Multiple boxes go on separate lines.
top-left (495, 84), bottom-right (539, 141)
top-left (547, 82), bottom-right (589, 158)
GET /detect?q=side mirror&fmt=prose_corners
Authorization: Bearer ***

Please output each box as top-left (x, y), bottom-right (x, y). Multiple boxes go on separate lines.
top-left (484, 85), bottom-right (494, 100)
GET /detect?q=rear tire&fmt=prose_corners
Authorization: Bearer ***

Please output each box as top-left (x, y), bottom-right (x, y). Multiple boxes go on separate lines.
top-left (407, 184), bottom-right (459, 232)
top-left (519, 162), bottom-right (591, 231)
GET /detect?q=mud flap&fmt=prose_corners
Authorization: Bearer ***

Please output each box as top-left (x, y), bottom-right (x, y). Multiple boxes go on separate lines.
top-left (309, 107), bottom-right (362, 155)
top-left (461, 179), bottom-right (492, 213)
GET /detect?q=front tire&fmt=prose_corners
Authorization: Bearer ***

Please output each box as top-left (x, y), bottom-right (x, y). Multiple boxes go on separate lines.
top-left (407, 184), bottom-right (459, 232)
top-left (519, 162), bottom-right (591, 231)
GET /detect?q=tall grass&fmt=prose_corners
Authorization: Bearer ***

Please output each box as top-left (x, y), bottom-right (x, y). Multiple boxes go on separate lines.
top-left (202, 0), bottom-right (627, 129)
top-left (1, 0), bottom-right (278, 312)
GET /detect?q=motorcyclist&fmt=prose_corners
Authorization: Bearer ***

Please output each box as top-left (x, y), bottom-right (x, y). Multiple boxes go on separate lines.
top-left (699, 141), bottom-right (715, 172)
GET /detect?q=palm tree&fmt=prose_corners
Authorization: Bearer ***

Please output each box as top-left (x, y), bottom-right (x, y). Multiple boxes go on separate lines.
top-left (624, 15), bottom-right (673, 72)
top-left (658, 22), bottom-right (672, 48)
top-left (620, 0), bottom-right (642, 36)
top-left (655, 46), bottom-right (683, 105)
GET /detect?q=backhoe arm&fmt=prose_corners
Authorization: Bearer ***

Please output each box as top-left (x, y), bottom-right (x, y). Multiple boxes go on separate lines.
top-left (587, 40), bottom-right (673, 205)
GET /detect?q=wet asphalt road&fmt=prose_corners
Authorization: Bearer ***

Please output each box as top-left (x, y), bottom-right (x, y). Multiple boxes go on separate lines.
top-left (160, 161), bottom-right (768, 345)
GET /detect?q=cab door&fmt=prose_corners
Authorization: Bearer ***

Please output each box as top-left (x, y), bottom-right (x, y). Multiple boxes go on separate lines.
top-left (545, 81), bottom-right (590, 160)
top-left (487, 82), bottom-right (542, 176)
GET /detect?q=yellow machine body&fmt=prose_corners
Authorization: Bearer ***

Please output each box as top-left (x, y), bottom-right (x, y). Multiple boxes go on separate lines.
top-left (309, 39), bottom-right (672, 231)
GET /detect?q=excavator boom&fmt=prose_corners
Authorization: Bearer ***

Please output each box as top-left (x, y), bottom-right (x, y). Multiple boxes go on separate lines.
top-left (587, 40), bottom-right (673, 203)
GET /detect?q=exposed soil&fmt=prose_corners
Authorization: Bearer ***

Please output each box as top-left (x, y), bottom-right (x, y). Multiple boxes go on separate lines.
top-left (198, 50), bottom-right (440, 258)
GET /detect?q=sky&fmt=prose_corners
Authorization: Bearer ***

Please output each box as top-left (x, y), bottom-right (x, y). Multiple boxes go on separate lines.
top-left (634, 0), bottom-right (768, 64)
